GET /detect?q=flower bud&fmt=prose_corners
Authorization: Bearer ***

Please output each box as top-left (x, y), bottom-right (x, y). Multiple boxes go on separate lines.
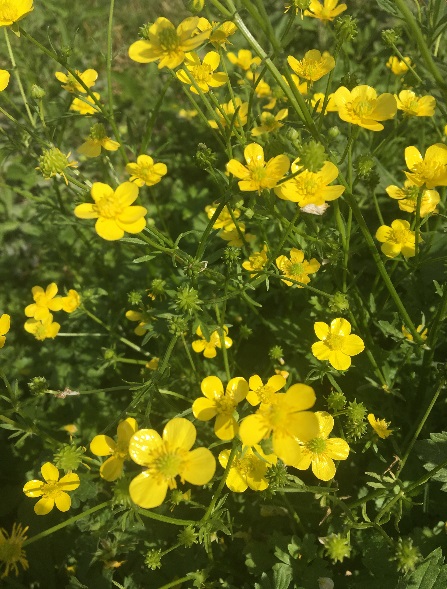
top-left (53, 444), bottom-right (85, 471)
top-left (299, 140), bottom-right (326, 172)
top-left (323, 534), bottom-right (351, 563)
top-left (31, 84), bottom-right (45, 99)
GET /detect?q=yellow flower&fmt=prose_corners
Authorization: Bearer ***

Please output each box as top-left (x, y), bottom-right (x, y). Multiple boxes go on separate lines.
top-left (126, 155), bottom-right (168, 187)
top-left (0, 69), bottom-right (10, 91)
top-left (25, 283), bottom-right (64, 321)
top-left (402, 324), bottom-right (427, 342)
top-left (24, 314), bottom-right (61, 341)
top-left (192, 326), bottom-right (232, 359)
top-left (246, 373), bottom-right (287, 406)
top-left (275, 159), bottom-right (344, 206)
top-left (252, 109), bottom-right (288, 136)
top-left (90, 418), bottom-right (138, 481)
top-left (23, 462), bottom-right (80, 515)
top-left (276, 248), bottom-right (320, 287)
top-left (242, 244), bottom-right (269, 277)
top-left (0, 523), bottom-right (29, 578)
top-left (386, 55), bottom-right (412, 76)
top-left (146, 357), bottom-right (160, 370)
top-left (293, 412), bottom-right (349, 480)
top-left (404, 144), bottom-right (447, 188)
top-left (386, 181), bottom-right (440, 217)
top-left (375, 219), bottom-right (417, 258)
top-left (226, 143), bottom-right (290, 193)
top-left (197, 17), bottom-right (237, 48)
top-left (129, 16), bottom-right (210, 69)
top-left (332, 85), bottom-right (397, 131)
top-left (125, 309), bottom-right (150, 336)
top-left (367, 414), bottom-right (392, 439)
top-left (395, 90), bottom-right (436, 117)
top-left (74, 181), bottom-right (147, 241)
top-left (0, 0), bottom-right (33, 27)
top-left (205, 204), bottom-right (240, 231)
top-left (78, 123), bottom-right (120, 158)
top-left (128, 417), bottom-right (216, 509)
top-left (305, 0), bottom-right (347, 21)
top-left (219, 224), bottom-right (253, 247)
top-left (239, 383), bottom-right (319, 466)
top-left (55, 69), bottom-right (98, 93)
top-left (0, 314), bottom-right (10, 348)
top-left (287, 50), bottom-right (335, 82)
top-left (176, 51), bottom-right (228, 93)
top-left (312, 318), bottom-right (364, 371)
top-left (311, 92), bottom-right (337, 114)
top-left (219, 445), bottom-right (277, 492)
top-left (208, 97), bottom-right (249, 131)
top-left (192, 375), bottom-right (248, 440)
top-left (69, 92), bottom-right (101, 115)
top-left (61, 289), bottom-right (81, 313)
top-left (227, 49), bottom-right (261, 71)
top-left (179, 108), bottom-right (198, 119)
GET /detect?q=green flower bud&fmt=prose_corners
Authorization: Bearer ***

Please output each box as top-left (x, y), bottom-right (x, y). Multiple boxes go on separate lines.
top-left (265, 461), bottom-right (288, 491)
top-left (187, 0), bottom-right (205, 12)
top-left (382, 28), bottom-right (401, 47)
top-left (328, 291), bottom-right (349, 313)
top-left (31, 84), bottom-right (46, 99)
top-left (168, 315), bottom-right (189, 335)
top-left (269, 345), bottom-right (284, 361)
top-left (195, 143), bottom-right (217, 169)
top-left (145, 549), bottom-right (162, 571)
top-left (150, 279), bottom-right (166, 298)
top-left (327, 390), bottom-right (346, 411)
top-left (299, 140), bottom-right (327, 172)
top-left (356, 154), bottom-right (376, 178)
top-left (53, 444), bottom-right (85, 472)
top-left (89, 123), bottom-right (107, 141)
top-left (175, 285), bottom-right (202, 314)
top-left (178, 526), bottom-right (198, 548)
top-left (334, 15), bottom-right (358, 45)
top-left (328, 126), bottom-right (340, 139)
top-left (128, 290), bottom-right (143, 306)
top-left (393, 538), bottom-right (421, 574)
top-left (28, 376), bottom-right (49, 395)
top-left (103, 348), bottom-right (116, 360)
top-left (324, 534), bottom-right (351, 563)
top-left (37, 147), bottom-right (77, 184)
top-left (240, 325), bottom-right (253, 339)
top-left (224, 246), bottom-right (240, 267)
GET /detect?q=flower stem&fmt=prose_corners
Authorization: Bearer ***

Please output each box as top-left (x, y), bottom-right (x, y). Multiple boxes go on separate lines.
top-left (4, 28), bottom-right (35, 128)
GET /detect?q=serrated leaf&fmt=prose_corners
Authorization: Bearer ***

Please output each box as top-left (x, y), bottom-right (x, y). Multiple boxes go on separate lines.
top-left (396, 548), bottom-right (447, 589)
top-left (433, 280), bottom-right (444, 297)
top-left (416, 432), bottom-right (447, 488)
top-left (133, 254), bottom-right (156, 263)
top-left (272, 563), bottom-right (292, 589)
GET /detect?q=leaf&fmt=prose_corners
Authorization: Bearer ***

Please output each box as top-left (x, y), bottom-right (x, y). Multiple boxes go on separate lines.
top-left (396, 548), bottom-right (447, 589)
top-left (416, 432), bottom-right (447, 490)
top-left (120, 237), bottom-right (147, 245)
top-left (272, 563), bottom-right (292, 589)
top-left (375, 0), bottom-right (399, 16)
top-left (132, 254), bottom-right (156, 263)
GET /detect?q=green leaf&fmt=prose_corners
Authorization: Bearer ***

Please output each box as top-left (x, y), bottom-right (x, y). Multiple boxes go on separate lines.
top-left (375, 0), bottom-right (399, 16)
top-left (133, 254), bottom-right (156, 263)
top-left (397, 548), bottom-right (447, 588)
top-left (416, 432), bottom-right (447, 490)
top-left (272, 563), bottom-right (292, 589)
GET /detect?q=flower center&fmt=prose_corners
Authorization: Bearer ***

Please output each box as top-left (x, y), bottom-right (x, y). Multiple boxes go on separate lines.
top-left (134, 163), bottom-right (156, 183)
top-left (42, 481), bottom-right (62, 498)
top-left (290, 262), bottom-right (304, 276)
top-left (94, 194), bottom-right (122, 219)
top-left (157, 28), bottom-right (179, 52)
top-left (351, 99), bottom-right (373, 119)
top-left (235, 454), bottom-right (259, 477)
top-left (305, 437), bottom-right (327, 454)
top-left (390, 228), bottom-right (410, 244)
top-left (326, 334), bottom-right (344, 351)
top-left (114, 441), bottom-right (129, 461)
top-left (262, 113), bottom-right (276, 128)
top-left (253, 385), bottom-right (275, 404)
top-left (150, 446), bottom-right (186, 486)
top-left (190, 63), bottom-right (214, 83)
top-left (215, 395), bottom-right (236, 415)
top-left (0, 541), bottom-right (22, 566)
top-left (249, 164), bottom-right (267, 183)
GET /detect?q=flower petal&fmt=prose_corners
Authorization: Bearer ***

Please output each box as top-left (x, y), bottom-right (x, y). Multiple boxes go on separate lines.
top-left (117, 418), bottom-right (138, 444)
top-left (74, 203), bottom-right (98, 219)
top-left (288, 411), bottom-right (319, 442)
top-left (330, 318), bottom-right (351, 335)
top-left (23, 480), bottom-right (44, 497)
top-left (115, 181), bottom-right (139, 207)
top-left (34, 496), bottom-right (55, 515)
top-left (214, 413), bottom-right (238, 440)
top-left (226, 159), bottom-right (250, 179)
top-left (314, 322), bottom-right (329, 340)
top-left (163, 417), bottom-right (196, 451)
top-left (90, 434), bottom-right (116, 456)
top-left (341, 334), bottom-right (364, 356)
top-left (326, 438), bottom-right (350, 460)
top-left (311, 455), bottom-right (336, 481)
top-left (329, 350), bottom-right (351, 370)
top-left (41, 462), bottom-right (59, 483)
top-left (129, 429), bottom-right (163, 466)
top-left (312, 341), bottom-right (330, 360)
top-left (181, 447), bottom-right (216, 485)
top-left (91, 182), bottom-right (114, 203)
top-left (272, 432), bottom-right (303, 466)
top-left (100, 456), bottom-right (124, 481)
top-left (244, 143), bottom-right (264, 166)
top-left (129, 471), bottom-right (168, 508)
top-left (226, 377), bottom-right (249, 403)
top-left (284, 384), bottom-right (316, 411)
top-left (239, 414), bottom-right (269, 446)
top-left (58, 473), bottom-right (80, 492)
top-left (192, 397), bottom-right (217, 421)
top-left (0, 314), bottom-right (10, 336)
top-left (95, 218), bottom-right (124, 241)
top-left (225, 467), bottom-right (248, 492)
top-left (55, 491), bottom-right (72, 512)
top-left (201, 375), bottom-right (224, 399)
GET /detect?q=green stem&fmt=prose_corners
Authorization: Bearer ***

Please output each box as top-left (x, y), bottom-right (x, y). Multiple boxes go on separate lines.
top-left (140, 77), bottom-right (172, 154)
top-left (157, 576), bottom-right (192, 589)
top-left (23, 501), bottom-right (110, 546)
top-left (414, 189), bottom-right (423, 257)
top-left (137, 508), bottom-right (196, 526)
top-left (4, 28), bottom-right (35, 127)
top-left (202, 441), bottom-right (238, 522)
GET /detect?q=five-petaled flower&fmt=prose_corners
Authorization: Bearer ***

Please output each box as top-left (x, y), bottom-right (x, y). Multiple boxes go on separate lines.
top-left (0, 523), bottom-right (29, 578)
top-left (312, 318), bottom-right (365, 371)
top-left (386, 181), bottom-right (439, 217)
top-left (192, 326), bottom-right (233, 359)
top-left (368, 414), bottom-right (392, 439)
top-left (78, 123), bottom-right (120, 158)
top-left (125, 310), bottom-right (151, 336)
top-left (24, 314), bottom-right (60, 341)
top-left (226, 143), bottom-right (290, 194)
top-left (61, 289), bottom-right (81, 313)
top-left (74, 181), bottom-right (147, 241)
top-left (176, 51), bottom-right (228, 94)
top-left (219, 445), bottom-right (277, 492)
top-left (25, 283), bottom-right (64, 321)
top-left (304, 0), bottom-right (347, 21)
top-left (293, 411), bottom-right (350, 480)
top-left (402, 323), bottom-right (427, 342)
top-left (192, 375), bottom-right (248, 440)
top-left (0, 314), bottom-right (10, 348)
top-left (239, 383), bottom-right (319, 466)
top-left (0, 0), bottom-right (34, 27)
top-left (246, 373), bottom-right (287, 406)
top-left (129, 17), bottom-right (210, 69)
top-left (208, 97), bottom-right (249, 131)
top-left (197, 18), bottom-right (237, 49)
top-left (375, 219), bottom-right (417, 258)
top-left (287, 50), bottom-right (335, 82)
top-left (23, 462), bottom-right (80, 515)
top-left (333, 85), bottom-right (397, 131)
top-left (126, 155), bottom-right (168, 187)
top-left (386, 56), bottom-right (412, 76)
top-left (128, 417), bottom-right (216, 509)
top-left (90, 418), bottom-right (138, 481)
top-left (276, 248), bottom-right (320, 287)
top-left (242, 244), bottom-right (269, 277)
top-left (55, 69), bottom-right (98, 93)
top-left (404, 144), bottom-right (447, 189)
top-left (252, 109), bottom-right (288, 136)
top-left (395, 90), bottom-right (436, 118)
top-left (227, 49), bottom-right (261, 71)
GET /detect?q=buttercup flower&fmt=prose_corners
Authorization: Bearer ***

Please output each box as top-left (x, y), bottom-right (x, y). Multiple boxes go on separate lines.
top-left (23, 462), bottom-right (80, 515)
top-left (128, 417), bottom-right (216, 509)
top-left (239, 383), bottom-right (319, 466)
top-left (78, 123), bottom-right (120, 157)
top-left (404, 144), bottom-right (447, 188)
top-left (74, 181), bottom-right (147, 241)
top-left (192, 375), bottom-right (248, 440)
top-left (126, 310), bottom-right (150, 335)
top-left (287, 50), bottom-right (335, 82)
top-left (24, 314), bottom-right (61, 341)
top-left (242, 244), bottom-right (269, 277)
top-left (251, 109), bottom-right (288, 136)
top-left (208, 97), bottom-right (249, 131)
top-left (305, 0), bottom-right (347, 21)
top-left (386, 55), bottom-right (412, 76)
top-left (90, 418), bottom-right (138, 481)
top-left (0, 0), bottom-right (33, 27)
top-left (129, 17), bottom-right (209, 69)
top-left (176, 51), bottom-right (228, 94)
top-left (219, 445), bottom-right (277, 492)
top-left (227, 49), bottom-right (261, 71)
top-left (293, 412), bottom-right (349, 480)
top-left (246, 373), bottom-right (287, 406)
top-left (0, 523), bottom-right (29, 578)
top-left (276, 248), bottom-right (320, 287)
top-left (197, 18), bottom-right (237, 48)
top-left (311, 92), bottom-right (337, 114)
top-left (386, 181), bottom-right (440, 217)
top-left (192, 326), bottom-right (232, 359)
top-left (275, 159), bottom-right (344, 206)
top-left (375, 219), bottom-right (417, 258)
top-left (25, 283), bottom-right (64, 321)
top-left (205, 204), bottom-right (240, 231)
top-left (69, 93), bottom-right (101, 115)
top-left (0, 69), bottom-right (10, 92)
top-left (395, 90), bottom-right (436, 117)
top-left (126, 155), bottom-right (168, 187)
top-left (226, 143), bottom-right (290, 193)
top-left (61, 289), bottom-right (81, 313)
top-left (55, 69), bottom-right (98, 93)
top-left (402, 324), bottom-right (427, 342)
top-left (312, 318), bottom-right (364, 370)
top-left (333, 85), bottom-right (397, 131)
top-left (0, 314), bottom-right (10, 348)
top-left (367, 414), bottom-right (392, 439)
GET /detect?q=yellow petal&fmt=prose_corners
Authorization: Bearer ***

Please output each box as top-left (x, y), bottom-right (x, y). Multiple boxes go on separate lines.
top-left (91, 182), bottom-right (114, 202)
top-left (117, 418), bottom-right (138, 444)
top-left (74, 203), bottom-right (98, 219)
top-left (0, 70), bottom-right (10, 92)
top-left (41, 462), bottom-right (59, 483)
top-left (117, 206), bottom-right (147, 224)
top-left (181, 447), bottom-right (216, 484)
top-left (341, 334), bottom-right (364, 356)
top-left (239, 414), bottom-right (269, 446)
top-left (95, 218), bottom-right (124, 241)
top-left (272, 432), bottom-right (303, 466)
top-left (314, 322), bottom-right (329, 340)
top-left (288, 411), bottom-right (319, 442)
top-left (203, 51), bottom-right (220, 70)
top-left (283, 384), bottom-right (316, 411)
top-left (163, 417), bottom-right (196, 451)
top-left (192, 339), bottom-right (207, 353)
top-left (128, 40), bottom-right (157, 64)
top-left (23, 480), bottom-right (44, 497)
top-left (78, 140), bottom-right (102, 158)
top-left (100, 456), bottom-right (124, 481)
top-left (0, 314), bottom-right (10, 336)
top-left (371, 93), bottom-right (397, 120)
top-left (225, 467), bottom-right (248, 492)
top-left (214, 413), bottom-right (238, 440)
top-left (381, 242), bottom-right (402, 258)
top-left (192, 397), bottom-right (217, 421)
top-left (292, 448), bottom-right (313, 471)
top-left (226, 377), bottom-right (249, 403)
top-left (34, 496), bottom-right (55, 515)
top-left (264, 154), bottom-right (290, 181)
top-left (405, 146), bottom-right (422, 169)
top-left (330, 317), bottom-right (351, 336)
top-left (226, 159), bottom-right (250, 179)
top-left (201, 375), bottom-right (224, 399)
top-left (326, 438), bottom-right (350, 460)
top-left (312, 341), bottom-right (331, 360)
top-left (329, 350), bottom-right (351, 370)
top-left (311, 455), bottom-right (336, 481)
top-left (116, 217), bottom-right (146, 234)
top-left (267, 374), bottom-right (287, 392)
top-left (90, 434), bottom-right (116, 456)
top-left (244, 143), bottom-right (264, 166)
top-left (129, 471), bottom-right (168, 508)
top-left (55, 491), bottom-right (72, 512)
top-left (316, 411), bottom-right (334, 439)
top-left (58, 473), bottom-right (80, 492)
top-left (115, 181), bottom-right (139, 207)
top-left (129, 429), bottom-right (162, 466)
